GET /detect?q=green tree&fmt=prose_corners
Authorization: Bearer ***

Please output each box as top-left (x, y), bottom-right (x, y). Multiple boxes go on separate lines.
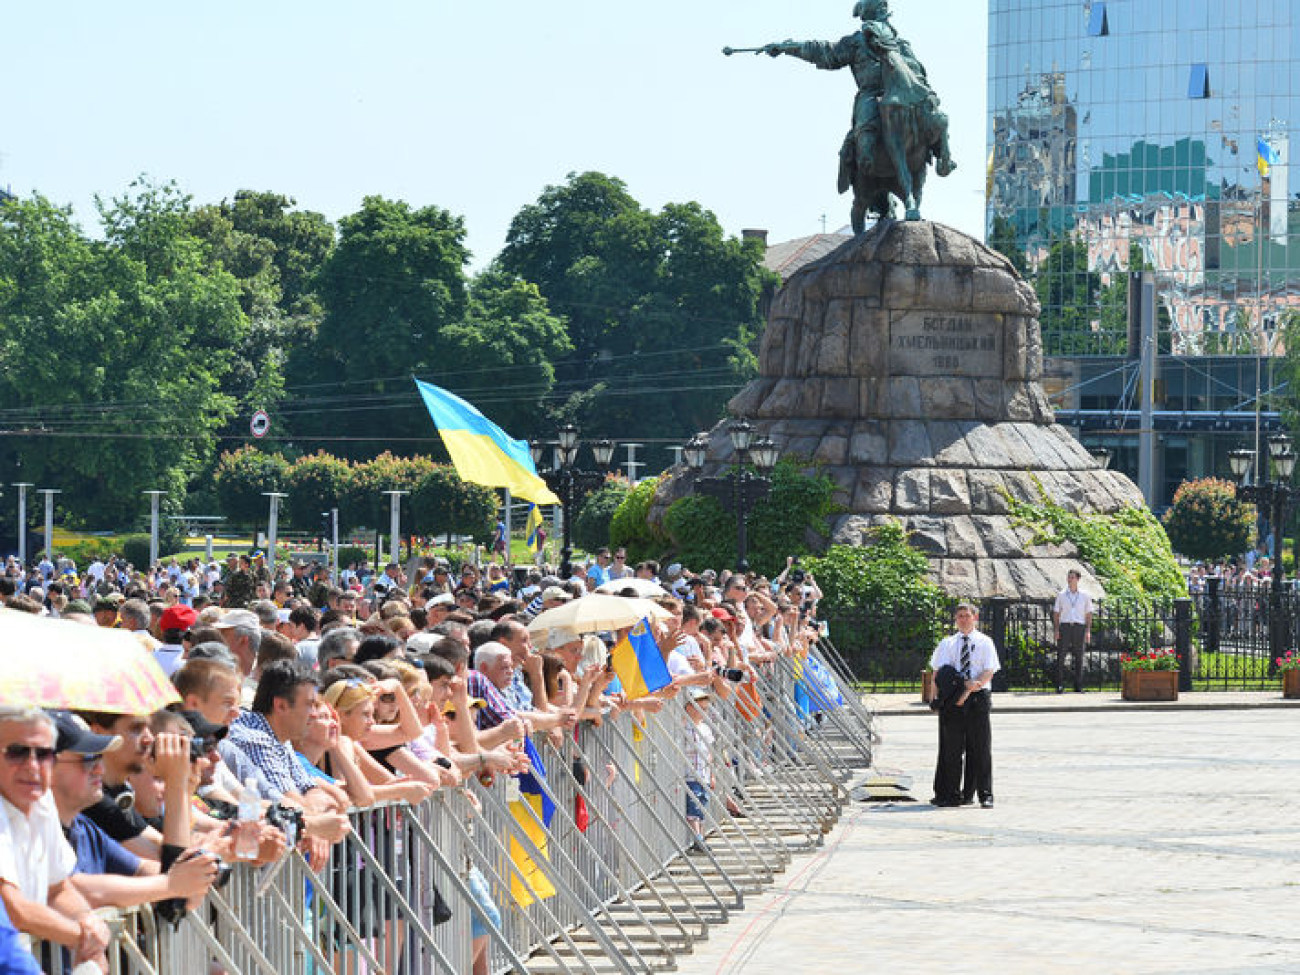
top-left (293, 196), bottom-right (469, 453)
top-left (409, 465), bottom-right (497, 543)
top-left (345, 452), bottom-right (436, 531)
top-left (432, 268), bottom-right (572, 433)
top-left (285, 451), bottom-right (354, 531)
top-left (212, 447), bottom-right (291, 527)
top-left (609, 477), bottom-right (668, 562)
top-left (0, 184), bottom-right (246, 526)
top-left (499, 172), bottom-right (773, 440)
top-left (572, 478), bottom-right (630, 553)
top-left (1161, 478), bottom-right (1254, 562)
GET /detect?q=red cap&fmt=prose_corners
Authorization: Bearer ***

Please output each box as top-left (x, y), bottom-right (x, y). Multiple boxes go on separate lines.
top-left (710, 607), bottom-right (735, 622)
top-left (159, 605), bottom-right (198, 633)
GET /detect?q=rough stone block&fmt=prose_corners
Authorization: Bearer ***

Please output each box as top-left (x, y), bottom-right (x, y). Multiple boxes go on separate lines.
top-left (894, 469), bottom-right (931, 512)
top-left (850, 308), bottom-right (890, 377)
top-left (728, 378), bottom-right (771, 419)
top-left (921, 378), bottom-right (978, 419)
top-left (897, 223), bottom-right (940, 265)
top-left (1004, 383), bottom-right (1035, 421)
top-left (845, 261), bottom-right (884, 299)
top-left (1029, 383), bottom-right (1055, 423)
top-left (770, 286), bottom-right (802, 322)
top-left (944, 516), bottom-right (987, 559)
top-left (831, 514), bottom-right (875, 547)
top-left (972, 380), bottom-right (1003, 418)
top-left (889, 377), bottom-right (924, 417)
top-left (971, 516), bottom-right (1026, 558)
top-left (999, 423), bottom-right (1056, 469)
top-left (890, 420), bottom-right (934, 466)
top-left (935, 558), bottom-right (980, 598)
top-left (820, 379), bottom-right (860, 418)
top-left (933, 227), bottom-right (980, 268)
top-left (916, 265), bottom-right (975, 309)
top-left (1000, 471), bottom-right (1043, 505)
top-left (883, 263), bottom-right (924, 309)
top-left (929, 421), bottom-right (978, 466)
top-left (906, 516), bottom-right (947, 555)
top-left (796, 379), bottom-right (824, 415)
top-left (786, 436), bottom-right (822, 461)
top-left (814, 435), bottom-right (849, 465)
top-left (962, 425), bottom-right (1015, 468)
top-left (816, 299), bottom-right (854, 376)
top-left (759, 379), bottom-right (803, 418)
top-left (859, 378), bottom-right (887, 415)
top-left (849, 421), bottom-right (889, 464)
top-left (968, 471), bottom-right (1011, 514)
top-left (853, 467), bottom-right (894, 512)
top-left (969, 267), bottom-right (1024, 313)
top-left (930, 469), bottom-right (972, 514)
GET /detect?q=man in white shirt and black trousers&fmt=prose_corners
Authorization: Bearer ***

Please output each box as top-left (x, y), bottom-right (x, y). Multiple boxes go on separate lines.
top-left (1052, 569), bottom-right (1094, 693)
top-left (929, 603), bottom-right (1000, 809)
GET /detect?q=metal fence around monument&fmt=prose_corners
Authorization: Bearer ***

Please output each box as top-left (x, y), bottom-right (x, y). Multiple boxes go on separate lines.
top-left (826, 587), bottom-right (1291, 692)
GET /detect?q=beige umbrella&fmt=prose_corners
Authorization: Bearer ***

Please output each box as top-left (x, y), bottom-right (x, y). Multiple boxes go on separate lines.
top-left (526, 594), bottom-right (672, 636)
top-left (595, 578), bottom-right (666, 598)
top-left (0, 609), bottom-right (181, 714)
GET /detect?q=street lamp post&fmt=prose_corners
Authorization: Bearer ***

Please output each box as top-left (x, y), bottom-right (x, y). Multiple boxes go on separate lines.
top-left (262, 492), bottom-right (288, 572)
top-left (37, 489), bottom-right (60, 565)
top-left (1229, 433), bottom-right (1297, 675)
top-left (143, 491), bottom-right (166, 568)
top-left (683, 419), bottom-right (780, 573)
top-left (531, 426), bottom-right (615, 578)
top-left (382, 490), bottom-right (408, 567)
top-left (12, 483), bottom-right (32, 565)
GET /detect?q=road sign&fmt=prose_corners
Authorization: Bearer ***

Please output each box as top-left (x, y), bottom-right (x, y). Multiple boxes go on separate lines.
top-left (250, 410), bottom-right (270, 439)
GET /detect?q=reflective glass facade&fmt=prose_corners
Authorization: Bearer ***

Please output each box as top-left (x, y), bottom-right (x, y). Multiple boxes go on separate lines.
top-left (988, 0), bottom-right (1300, 357)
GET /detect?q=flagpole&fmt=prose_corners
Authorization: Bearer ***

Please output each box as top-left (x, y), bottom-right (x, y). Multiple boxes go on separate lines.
top-left (503, 488), bottom-right (512, 566)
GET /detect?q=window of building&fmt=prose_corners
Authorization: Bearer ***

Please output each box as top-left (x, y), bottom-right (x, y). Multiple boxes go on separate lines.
top-left (1087, 2), bottom-right (1109, 37)
top-left (1188, 63), bottom-right (1210, 99)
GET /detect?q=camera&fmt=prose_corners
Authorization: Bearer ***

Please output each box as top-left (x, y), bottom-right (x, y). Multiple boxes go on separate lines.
top-left (266, 801), bottom-right (305, 845)
top-left (713, 665), bottom-right (746, 683)
top-left (199, 850), bottom-right (234, 890)
top-left (789, 568), bottom-right (806, 584)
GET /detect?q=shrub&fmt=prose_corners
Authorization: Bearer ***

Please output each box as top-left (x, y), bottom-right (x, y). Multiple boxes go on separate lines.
top-left (1161, 477), bottom-right (1253, 563)
top-left (286, 452), bottom-right (355, 532)
top-left (660, 460), bottom-right (838, 575)
top-left (572, 479), bottom-right (631, 554)
top-left (213, 447), bottom-right (290, 527)
top-left (410, 465), bottom-right (496, 544)
top-left (609, 477), bottom-right (667, 563)
top-left (119, 533), bottom-right (155, 570)
top-left (336, 544), bottom-right (370, 570)
top-left (346, 453), bottom-right (435, 531)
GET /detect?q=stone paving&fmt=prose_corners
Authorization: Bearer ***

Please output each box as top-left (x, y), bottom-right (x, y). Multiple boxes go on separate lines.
top-left (673, 698), bottom-right (1300, 974)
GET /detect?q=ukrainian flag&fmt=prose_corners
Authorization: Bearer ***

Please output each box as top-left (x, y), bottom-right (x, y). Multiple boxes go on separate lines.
top-left (525, 503), bottom-right (544, 552)
top-left (415, 379), bottom-right (560, 505)
top-left (1258, 137), bottom-right (1280, 177)
top-left (509, 737), bottom-right (557, 907)
top-left (610, 618), bottom-right (672, 700)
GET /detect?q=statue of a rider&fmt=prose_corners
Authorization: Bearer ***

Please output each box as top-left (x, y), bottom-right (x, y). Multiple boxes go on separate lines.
top-left (760, 0), bottom-right (955, 229)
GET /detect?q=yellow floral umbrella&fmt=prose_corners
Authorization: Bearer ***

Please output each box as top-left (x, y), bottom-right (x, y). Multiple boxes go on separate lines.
top-left (0, 609), bottom-right (180, 714)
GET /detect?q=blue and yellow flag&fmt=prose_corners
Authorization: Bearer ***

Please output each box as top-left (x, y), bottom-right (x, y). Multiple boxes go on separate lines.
top-left (415, 379), bottom-right (560, 505)
top-left (1258, 137), bottom-right (1280, 177)
top-left (509, 737), bottom-right (557, 907)
top-left (525, 503), bottom-right (544, 552)
top-left (610, 618), bottom-right (672, 700)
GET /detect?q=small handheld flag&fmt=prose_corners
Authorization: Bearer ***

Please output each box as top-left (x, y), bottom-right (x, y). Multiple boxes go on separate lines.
top-left (610, 618), bottom-right (672, 700)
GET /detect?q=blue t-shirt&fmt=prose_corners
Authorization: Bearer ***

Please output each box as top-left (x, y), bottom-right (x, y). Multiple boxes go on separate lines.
top-left (66, 813), bottom-right (141, 877)
top-left (0, 896), bottom-right (40, 975)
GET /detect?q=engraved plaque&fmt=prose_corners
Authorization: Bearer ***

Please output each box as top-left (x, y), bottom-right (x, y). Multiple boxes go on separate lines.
top-left (889, 311), bottom-right (1002, 378)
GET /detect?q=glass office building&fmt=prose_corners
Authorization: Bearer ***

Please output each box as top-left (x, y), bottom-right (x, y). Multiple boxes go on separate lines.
top-left (987, 0), bottom-right (1297, 505)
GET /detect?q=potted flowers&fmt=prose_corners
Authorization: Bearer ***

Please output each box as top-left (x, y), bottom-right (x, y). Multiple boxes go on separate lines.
top-left (1277, 651), bottom-right (1300, 699)
top-left (1120, 648), bottom-right (1179, 701)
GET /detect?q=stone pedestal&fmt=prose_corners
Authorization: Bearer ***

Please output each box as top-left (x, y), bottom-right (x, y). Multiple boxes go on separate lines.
top-left (653, 220), bottom-right (1146, 599)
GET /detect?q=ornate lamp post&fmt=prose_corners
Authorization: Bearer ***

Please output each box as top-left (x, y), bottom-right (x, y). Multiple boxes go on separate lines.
top-left (1229, 433), bottom-right (1297, 674)
top-left (531, 425), bottom-right (616, 577)
top-left (683, 419), bottom-right (780, 572)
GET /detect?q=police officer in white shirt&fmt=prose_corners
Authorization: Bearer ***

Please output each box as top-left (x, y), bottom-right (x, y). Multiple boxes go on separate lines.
top-left (1052, 569), bottom-right (1094, 693)
top-left (928, 603), bottom-right (1000, 808)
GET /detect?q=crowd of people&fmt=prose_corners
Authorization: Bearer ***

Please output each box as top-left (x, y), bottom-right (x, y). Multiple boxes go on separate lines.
top-left (0, 542), bottom-right (833, 973)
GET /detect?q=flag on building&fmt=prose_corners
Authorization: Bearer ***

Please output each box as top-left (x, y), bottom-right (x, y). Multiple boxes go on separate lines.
top-left (415, 379), bottom-right (560, 505)
top-left (610, 618), bottom-right (672, 700)
top-left (1257, 136), bottom-right (1280, 177)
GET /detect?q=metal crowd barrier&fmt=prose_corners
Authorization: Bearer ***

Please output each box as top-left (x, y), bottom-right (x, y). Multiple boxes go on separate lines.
top-left (45, 644), bottom-right (875, 974)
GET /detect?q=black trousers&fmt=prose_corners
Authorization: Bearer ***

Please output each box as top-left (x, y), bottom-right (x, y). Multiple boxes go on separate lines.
top-left (1057, 622), bottom-right (1087, 690)
top-left (932, 690), bottom-right (993, 804)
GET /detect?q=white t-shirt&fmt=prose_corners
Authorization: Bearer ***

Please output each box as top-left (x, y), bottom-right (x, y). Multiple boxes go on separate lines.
top-left (0, 792), bottom-right (76, 905)
top-left (666, 649), bottom-right (694, 680)
top-left (678, 634), bottom-right (704, 663)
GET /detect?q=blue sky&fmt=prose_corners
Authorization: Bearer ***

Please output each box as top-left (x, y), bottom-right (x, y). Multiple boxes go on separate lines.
top-left (3, 1), bottom-right (987, 267)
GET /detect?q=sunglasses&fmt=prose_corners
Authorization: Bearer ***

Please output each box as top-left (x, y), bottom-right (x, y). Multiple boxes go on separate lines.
top-left (3, 744), bottom-right (56, 764)
top-left (57, 752), bottom-right (104, 768)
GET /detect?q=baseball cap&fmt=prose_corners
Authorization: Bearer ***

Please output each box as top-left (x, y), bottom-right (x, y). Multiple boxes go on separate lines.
top-left (160, 605), bottom-right (199, 633)
top-left (428, 593), bottom-right (455, 608)
top-left (710, 607), bottom-right (735, 622)
top-left (51, 711), bottom-right (122, 755)
top-left (213, 609), bottom-right (260, 630)
top-left (176, 709), bottom-right (230, 741)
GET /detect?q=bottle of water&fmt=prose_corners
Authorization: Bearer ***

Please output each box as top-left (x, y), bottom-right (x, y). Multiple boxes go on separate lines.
top-left (235, 777), bottom-right (260, 860)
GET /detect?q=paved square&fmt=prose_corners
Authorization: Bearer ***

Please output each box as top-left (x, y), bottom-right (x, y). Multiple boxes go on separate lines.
top-left (674, 707), bottom-right (1300, 974)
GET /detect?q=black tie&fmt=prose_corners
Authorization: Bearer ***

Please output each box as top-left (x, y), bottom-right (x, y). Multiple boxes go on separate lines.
top-left (960, 635), bottom-right (971, 678)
